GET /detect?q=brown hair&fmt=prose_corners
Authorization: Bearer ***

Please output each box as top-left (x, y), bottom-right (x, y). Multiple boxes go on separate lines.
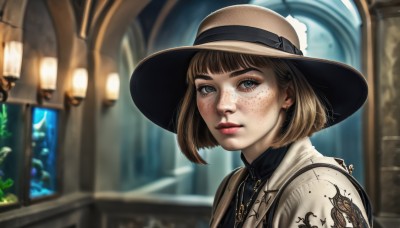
top-left (177, 51), bottom-right (327, 164)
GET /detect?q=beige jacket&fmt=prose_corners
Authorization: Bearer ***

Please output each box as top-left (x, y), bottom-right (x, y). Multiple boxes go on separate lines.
top-left (210, 137), bottom-right (371, 228)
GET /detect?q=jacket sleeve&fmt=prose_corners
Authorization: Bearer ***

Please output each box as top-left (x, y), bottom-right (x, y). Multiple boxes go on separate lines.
top-left (272, 177), bottom-right (371, 228)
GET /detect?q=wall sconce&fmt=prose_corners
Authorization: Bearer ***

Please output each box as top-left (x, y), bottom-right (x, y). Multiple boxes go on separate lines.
top-left (104, 72), bottom-right (120, 105)
top-left (67, 68), bottom-right (88, 106)
top-left (1, 41), bottom-right (23, 101)
top-left (39, 57), bottom-right (58, 101)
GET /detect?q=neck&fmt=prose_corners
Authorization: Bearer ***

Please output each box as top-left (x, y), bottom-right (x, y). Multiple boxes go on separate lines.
top-left (241, 110), bottom-right (286, 164)
top-left (241, 139), bottom-right (274, 164)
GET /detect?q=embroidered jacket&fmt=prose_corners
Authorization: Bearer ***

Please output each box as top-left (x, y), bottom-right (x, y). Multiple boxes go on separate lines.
top-left (210, 137), bottom-right (371, 228)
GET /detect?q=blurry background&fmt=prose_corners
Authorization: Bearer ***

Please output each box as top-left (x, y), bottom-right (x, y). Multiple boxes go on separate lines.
top-left (0, 0), bottom-right (399, 227)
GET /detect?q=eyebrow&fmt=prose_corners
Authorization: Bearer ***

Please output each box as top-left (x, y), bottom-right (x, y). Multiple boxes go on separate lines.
top-left (194, 67), bottom-right (262, 80)
top-left (230, 68), bottom-right (262, 77)
top-left (194, 74), bottom-right (213, 80)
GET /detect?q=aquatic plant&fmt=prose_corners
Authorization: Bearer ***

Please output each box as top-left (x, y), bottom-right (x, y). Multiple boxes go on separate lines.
top-left (0, 177), bottom-right (13, 202)
top-left (0, 104), bottom-right (11, 140)
top-left (0, 104), bottom-right (18, 205)
top-left (0, 147), bottom-right (11, 165)
top-left (0, 104), bottom-right (12, 170)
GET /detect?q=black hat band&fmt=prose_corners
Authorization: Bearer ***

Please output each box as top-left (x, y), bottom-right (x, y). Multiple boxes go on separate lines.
top-left (194, 25), bottom-right (303, 56)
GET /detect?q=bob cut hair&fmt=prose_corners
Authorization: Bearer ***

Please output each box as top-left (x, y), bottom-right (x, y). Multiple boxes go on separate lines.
top-left (177, 51), bottom-right (328, 164)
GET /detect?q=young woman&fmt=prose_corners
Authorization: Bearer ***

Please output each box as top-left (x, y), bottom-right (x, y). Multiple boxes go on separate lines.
top-left (130, 4), bottom-right (372, 228)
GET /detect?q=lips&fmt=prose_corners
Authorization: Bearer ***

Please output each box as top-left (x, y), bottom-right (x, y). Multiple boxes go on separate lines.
top-left (216, 122), bottom-right (242, 134)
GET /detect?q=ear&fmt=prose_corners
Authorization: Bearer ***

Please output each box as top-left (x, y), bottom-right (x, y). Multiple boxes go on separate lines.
top-left (281, 83), bottom-right (295, 109)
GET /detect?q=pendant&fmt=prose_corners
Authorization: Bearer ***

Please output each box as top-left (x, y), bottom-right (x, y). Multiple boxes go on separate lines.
top-left (253, 179), bottom-right (261, 190)
top-left (236, 204), bottom-right (245, 222)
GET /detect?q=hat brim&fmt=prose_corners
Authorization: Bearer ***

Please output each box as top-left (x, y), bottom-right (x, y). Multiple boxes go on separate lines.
top-left (130, 41), bottom-right (368, 133)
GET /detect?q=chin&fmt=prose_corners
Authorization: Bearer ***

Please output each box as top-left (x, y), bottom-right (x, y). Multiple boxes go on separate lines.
top-left (211, 133), bottom-right (247, 151)
top-left (218, 140), bottom-right (244, 151)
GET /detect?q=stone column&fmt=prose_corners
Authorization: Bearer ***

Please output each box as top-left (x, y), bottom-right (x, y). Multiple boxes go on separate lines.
top-left (370, 0), bottom-right (400, 226)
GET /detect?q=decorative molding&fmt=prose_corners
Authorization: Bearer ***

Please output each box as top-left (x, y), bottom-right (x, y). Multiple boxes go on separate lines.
top-left (0, 193), bottom-right (93, 227)
top-left (352, 0), bottom-right (378, 212)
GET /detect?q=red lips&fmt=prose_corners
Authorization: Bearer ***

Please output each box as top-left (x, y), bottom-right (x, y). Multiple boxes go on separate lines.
top-left (216, 122), bottom-right (242, 134)
top-left (216, 122), bottom-right (241, 129)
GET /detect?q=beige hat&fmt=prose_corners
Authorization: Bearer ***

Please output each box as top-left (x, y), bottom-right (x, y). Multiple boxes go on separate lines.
top-left (130, 4), bottom-right (368, 133)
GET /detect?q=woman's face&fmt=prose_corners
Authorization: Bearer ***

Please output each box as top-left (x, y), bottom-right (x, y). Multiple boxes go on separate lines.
top-left (194, 66), bottom-right (291, 158)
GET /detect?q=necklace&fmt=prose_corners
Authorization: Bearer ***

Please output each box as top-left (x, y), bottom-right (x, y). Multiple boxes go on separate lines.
top-left (234, 174), bottom-right (263, 226)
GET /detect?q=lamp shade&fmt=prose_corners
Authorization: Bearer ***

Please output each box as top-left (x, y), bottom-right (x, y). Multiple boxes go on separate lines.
top-left (71, 68), bottom-right (88, 98)
top-left (40, 57), bottom-right (58, 90)
top-left (105, 73), bottom-right (120, 101)
top-left (3, 41), bottom-right (23, 79)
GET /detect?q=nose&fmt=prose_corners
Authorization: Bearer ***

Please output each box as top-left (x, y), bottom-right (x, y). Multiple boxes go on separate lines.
top-left (216, 89), bottom-right (237, 115)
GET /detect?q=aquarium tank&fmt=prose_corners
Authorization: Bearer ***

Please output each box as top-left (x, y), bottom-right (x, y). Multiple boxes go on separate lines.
top-left (0, 104), bottom-right (24, 208)
top-left (30, 107), bottom-right (59, 199)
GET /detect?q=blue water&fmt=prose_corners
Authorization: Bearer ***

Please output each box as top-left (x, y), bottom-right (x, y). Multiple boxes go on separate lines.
top-left (30, 107), bottom-right (59, 199)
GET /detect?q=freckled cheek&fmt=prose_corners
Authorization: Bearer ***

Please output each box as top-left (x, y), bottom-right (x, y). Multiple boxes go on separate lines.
top-left (239, 90), bottom-right (276, 114)
top-left (197, 99), bottom-right (214, 119)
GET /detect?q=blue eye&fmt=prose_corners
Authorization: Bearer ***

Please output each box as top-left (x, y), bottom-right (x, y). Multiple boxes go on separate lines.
top-left (197, 85), bottom-right (215, 95)
top-left (239, 79), bottom-right (259, 90)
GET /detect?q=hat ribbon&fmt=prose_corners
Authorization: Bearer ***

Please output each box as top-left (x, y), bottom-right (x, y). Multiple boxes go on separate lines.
top-left (194, 25), bottom-right (303, 56)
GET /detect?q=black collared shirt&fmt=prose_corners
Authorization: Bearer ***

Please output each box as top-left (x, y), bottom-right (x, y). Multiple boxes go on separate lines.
top-left (218, 145), bottom-right (290, 227)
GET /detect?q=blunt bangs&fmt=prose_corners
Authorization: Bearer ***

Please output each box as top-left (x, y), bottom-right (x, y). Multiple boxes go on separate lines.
top-left (187, 51), bottom-right (274, 84)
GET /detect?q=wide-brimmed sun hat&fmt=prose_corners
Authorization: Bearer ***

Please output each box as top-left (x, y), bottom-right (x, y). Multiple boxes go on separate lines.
top-left (130, 4), bottom-right (368, 133)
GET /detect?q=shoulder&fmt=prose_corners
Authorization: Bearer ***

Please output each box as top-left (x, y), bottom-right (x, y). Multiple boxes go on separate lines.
top-left (214, 166), bottom-right (244, 196)
top-left (210, 166), bottom-right (245, 226)
top-left (273, 165), bottom-right (370, 228)
top-left (212, 167), bottom-right (244, 211)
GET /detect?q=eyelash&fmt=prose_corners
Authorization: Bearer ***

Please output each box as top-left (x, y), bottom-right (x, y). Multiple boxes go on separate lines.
top-left (196, 78), bottom-right (261, 96)
top-left (196, 85), bottom-right (215, 96)
top-left (237, 78), bottom-right (260, 91)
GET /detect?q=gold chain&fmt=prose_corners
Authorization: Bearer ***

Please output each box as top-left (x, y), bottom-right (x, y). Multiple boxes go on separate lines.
top-left (235, 175), bottom-right (263, 226)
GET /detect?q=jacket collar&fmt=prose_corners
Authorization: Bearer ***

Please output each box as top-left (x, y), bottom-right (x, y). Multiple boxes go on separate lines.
top-left (241, 145), bottom-right (290, 180)
top-left (242, 137), bottom-right (323, 227)
top-left (266, 137), bottom-right (322, 190)
top-left (211, 137), bottom-right (322, 228)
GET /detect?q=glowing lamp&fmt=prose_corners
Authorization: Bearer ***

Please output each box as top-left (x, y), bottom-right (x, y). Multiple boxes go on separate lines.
top-left (67, 68), bottom-right (88, 106)
top-left (1, 41), bottom-right (23, 101)
top-left (39, 57), bottom-right (58, 101)
top-left (3, 41), bottom-right (23, 79)
top-left (105, 73), bottom-right (120, 105)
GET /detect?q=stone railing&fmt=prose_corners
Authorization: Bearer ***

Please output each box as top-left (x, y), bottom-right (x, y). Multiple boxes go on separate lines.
top-left (94, 192), bottom-right (213, 228)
